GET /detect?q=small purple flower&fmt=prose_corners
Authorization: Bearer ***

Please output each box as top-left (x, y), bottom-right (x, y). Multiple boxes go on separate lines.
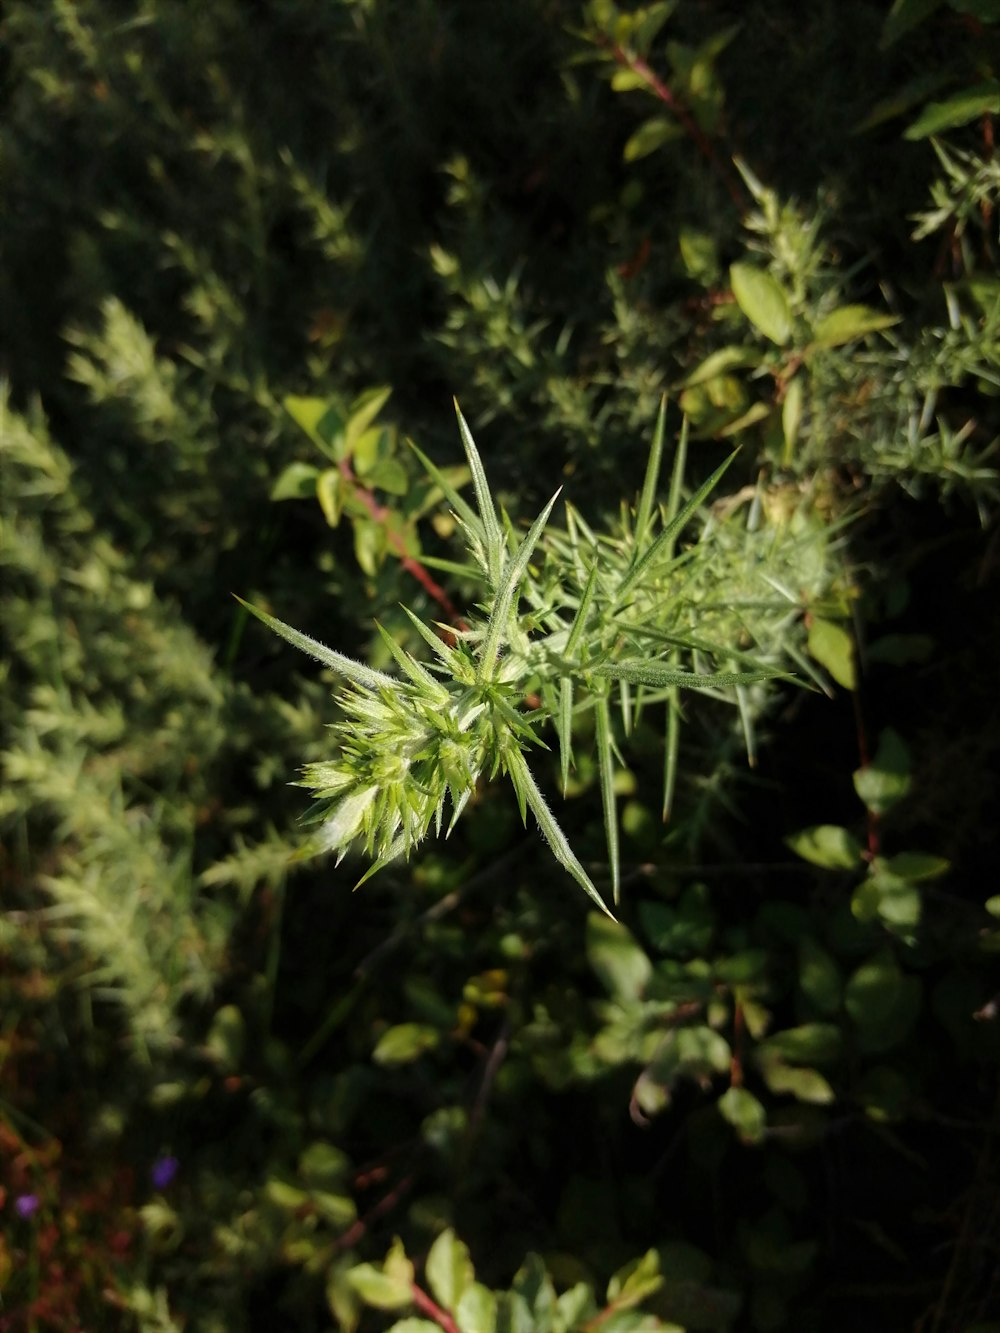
top-left (150, 1155), bottom-right (179, 1190)
top-left (15, 1194), bottom-right (39, 1218)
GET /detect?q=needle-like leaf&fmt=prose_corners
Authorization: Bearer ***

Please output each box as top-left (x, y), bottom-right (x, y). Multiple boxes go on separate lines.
top-left (235, 597), bottom-right (396, 690)
top-left (617, 447), bottom-right (737, 603)
top-left (634, 394), bottom-right (668, 553)
top-left (477, 489), bottom-right (560, 684)
top-left (595, 691), bottom-right (620, 905)
top-left (454, 401), bottom-right (505, 586)
top-left (506, 748), bottom-right (615, 919)
top-left (595, 660), bottom-right (784, 688)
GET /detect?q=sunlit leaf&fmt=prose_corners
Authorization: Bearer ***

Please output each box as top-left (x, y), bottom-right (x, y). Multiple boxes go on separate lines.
top-left (270, 461), bottom-right (320, 500)
top-left (372, 1023), bottom-right (441, 1065)
top-left (785, 824), bottom-right (863, 870)
top-left (623, 115), bottom-right (683, 161)
top-left (812, 305), bottom-right (900, 347)
top-left (730, 263), bottom-right (792, 345)
top-left (905, 81), bottom-right (1000, 138)
top-left (586, 914), bottom-right (652, 1001)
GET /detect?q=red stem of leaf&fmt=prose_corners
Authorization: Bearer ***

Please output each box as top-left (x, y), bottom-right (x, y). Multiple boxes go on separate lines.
top-left (339, 459), bottom-right (465, 628)
top-left (411, 1282), bottom-right (461, 1333)
top-left (603, 40), bottom-right (747, 213)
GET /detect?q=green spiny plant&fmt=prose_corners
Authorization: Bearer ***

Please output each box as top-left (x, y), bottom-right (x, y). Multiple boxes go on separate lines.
top-left (240, 400), bottom-right (842, 915)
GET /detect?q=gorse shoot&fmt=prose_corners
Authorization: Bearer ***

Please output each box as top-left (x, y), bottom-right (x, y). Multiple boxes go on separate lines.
top-left (242, 401), bottom-right (812, 913)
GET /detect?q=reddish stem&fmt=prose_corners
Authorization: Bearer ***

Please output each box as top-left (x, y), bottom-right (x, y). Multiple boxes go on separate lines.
top-left (339, 459), bottom-right (465, 627)
top-left (334, 1172), bottom-right (414, 1252)
top-left (603, 40), bottom-right (747, 212)
top-left (411, 1282), bottom-right (461, 1333)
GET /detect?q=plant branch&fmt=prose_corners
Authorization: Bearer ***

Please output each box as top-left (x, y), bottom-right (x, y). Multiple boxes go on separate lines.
top-left (603, 39), bottom-right (747, 211)
top-left (411, 1282), bottom-right (461, 1333)
top-left (339, 458), bottom-right (465, 626)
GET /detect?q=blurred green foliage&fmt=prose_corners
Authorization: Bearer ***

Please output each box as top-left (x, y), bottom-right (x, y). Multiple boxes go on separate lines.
top-left (1, 1), bottom-right (998, 1330)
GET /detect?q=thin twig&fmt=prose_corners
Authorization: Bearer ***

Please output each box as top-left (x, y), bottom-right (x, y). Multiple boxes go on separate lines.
top-left (602, 39), bottom-right (747, 212)
top-left (338, 457), bottom-right (464, 625)
top-left (411, 1283), bottom-right (461, 1333)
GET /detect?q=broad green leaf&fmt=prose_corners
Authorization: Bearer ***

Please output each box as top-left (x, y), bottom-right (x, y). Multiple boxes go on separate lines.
top-left (845, 952), bottom-right (922, 1053)
top-left (270, 461), bottom-right (320, 500)
top-left (854, 872), bottom-right (922, 933)
top-left (347, 1262), bottom-right (413, 1310)
top-left (757, 1023), bottom-right (841, 1065)
top-left (633, 0), bottom-right (680, 53)
top-left (624, 115), bottom-right (683, 161)
top-left (807, 617), bottom-right (856, 690)
top-left (456, 1283), bottom-right (498, 1333)
top-left (372, 1023), bottom-right (441, 1065)
top-left (905, 81), bottom-right (1000, 138)
top-left (678, 227), bottom-right (720, 282)
top-left (235, 597), bottom-right (396, 690)
top-left (638, 883), bottom-right (714, 957)
top-left (730, 263), bottom-right (792, 345)
top-left (758, 1060), bottom-right (834, 1104)
top-left (327, 1258), bottom-right (362, 1333)
top-left (345, 385), bottom-right (392, 450)
top-left (611, 68), bottom-right (649, 92)
top-left (607, 1250), bottom-right (662, 1307)
top-left (313, 1191), bottom-right (358, 1228)
top-left (512, 1253), bottom-right (556, 1322)
top-left (426, 1230), bottom-right (474, 1314)
top-left (265, 1178), bottom-right (308, 1209)
top-left (554, 1283), bottom-right (596, 1327)
top-left (675, 1025), bottom-right (731, 1074)
top-left (682, 345), bottom-right (760, 388)
top-left (885, 851), bottom-right (949, 881)
top-left (299, 1141), bottom-right (350, 1190)
top-left (798, 938), bottom-right (841, 1014)
top-left (317, 467), bottom-right (344, 526)
top-left (353, 517), bottom-right (385, 576)
top-left (366, 457), bottom-right (409, 495)
top-left (352, 425), bottom-right (390, 475)
top-left (853, 727), bottom-right (911, 815)
top-left (387, 1321), bottom-right (440, 1333)
top-left (494, 1291), bottom-right (534, 1333)
top-left (785, 824), bottom-right (863, 870)
top-left (718, 1086), bottom-right (767, 1143)
top-left (812, 305), bottom-right (900, 347)
top-left (586, 914), bottom-right (652, 1002)
top-left (284, 395), bottom-right (345, 460)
